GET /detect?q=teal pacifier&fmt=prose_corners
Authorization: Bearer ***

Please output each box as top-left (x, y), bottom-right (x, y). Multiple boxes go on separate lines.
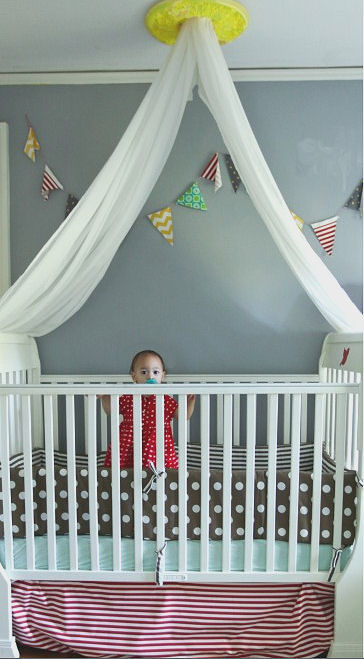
top-left (145, 378), bottom-right (157, 384)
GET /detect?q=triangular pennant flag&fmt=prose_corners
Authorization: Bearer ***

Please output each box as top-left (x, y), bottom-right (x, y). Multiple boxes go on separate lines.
top-left (177, 182), bottom-right (207, 211)
top-left (291, 211), bottom-right (304, 231)
top-left (148, 206), bottom-right (174, 245)
top-left (24, 126), bottom-right (40, 162)
top-left (65, 194), bottom-right (79, 218)
top-left (344, 179), bottom-right (363, 212)
top-left (200, 153), bottom-right (222, 192)
top-left (311, 216), bottom-right (338, 256)
top-left (41, 164), bottom-right (64, 201)
top-left (224, 153), bottom-right (246, 193)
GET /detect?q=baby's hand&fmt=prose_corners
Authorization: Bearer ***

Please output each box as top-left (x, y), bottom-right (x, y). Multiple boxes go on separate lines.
top-left (186, 393), bottom-right (196, 420)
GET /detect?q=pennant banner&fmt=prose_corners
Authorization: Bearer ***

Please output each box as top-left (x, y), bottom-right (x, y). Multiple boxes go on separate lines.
top-left (65, 194), bottom-right (79, 218)
top-left (344, 180), bottom-right (363, 212)
top-left (148, 206), bottom-right (174, 245)
top-left (41, 164), bottom-right (64, 201)
top-left (311, 216), bottom-right (338, 256)
top-left (291, 211), bottom-right (304, 231)
top-left (177, 182), bottom-right (207, 211)
top-left (224, 153), bottom-right (245, 193)
top-left (24, 127), bottom-right (40, 162)
top-left (200, 153), bottom-right (222, 192)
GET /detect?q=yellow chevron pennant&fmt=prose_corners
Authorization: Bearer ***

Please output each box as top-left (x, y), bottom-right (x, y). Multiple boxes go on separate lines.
top-left (147, 206), bottom-right (174, 246)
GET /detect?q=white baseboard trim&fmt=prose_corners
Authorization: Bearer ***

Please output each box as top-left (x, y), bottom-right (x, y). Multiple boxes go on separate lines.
top-left (0, 638), bottom-right (19, 658)
top-left (328, 641), bottom-right (363, 658)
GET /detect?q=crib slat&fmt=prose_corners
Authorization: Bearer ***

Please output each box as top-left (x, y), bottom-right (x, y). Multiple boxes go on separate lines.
top-left (222, 395), bottom-right (232, 572)
top-left (101, 405), bottom-right (108, 452)
top-left (22, 395), bottom-right (35, 570)
top-left (156, 395), bottom-right (165, 573)
top-left (300, 394), bottom-right (307, 444)
top-left (244, 394), bottom-right (256, 572)
top-left (30, 373), bottom-right (43, 449)
top-left (6, 373), bottom-right (17, 455)
top-left (266, 394), bottom-right (278, 572)
top-left (324, 368), bottom-right (331, 454)
top-left (352, 391), bottom-right (359, 470)
top-left (333, 394), bottom-right (347, 570)
top-left (13, 372), bottom-right (22, 455)
top-left (345, 378), bottom-right (354, 469)
top-left (44, 395), bottom-right (57, 571)
top-left (200, 394), bottom-right (210, 572)
top-left (111, 394), bottom-right (122, 571)
top-left (216, 394), bottom-right (223, 445)
top-left (288, 394), bottom-right (301, 572)
top-left (66, 395), bottom-right (78, 571)
top-left (0, 395), bottom-right (14, 570)
top-left (84, 397), bottom-right (89, 455)
top-left (310, 394), bottom-right (325, 573)
top-left (283, 394), bottom-right (291, 445)
top-left (178, 395), bottom-right (188, 572)
top-left (133, 395), bottom-right (143, 573)
top-left (87, 394), bottom-right (99, 571)
top-left (329, 370), bottom-right (336, 458)
top-left (352, 373), bottom-right (360, 470)
top-left (233, 394), bottom-right (240, 446)
top-left (51, 394), bottom-right (59, 451)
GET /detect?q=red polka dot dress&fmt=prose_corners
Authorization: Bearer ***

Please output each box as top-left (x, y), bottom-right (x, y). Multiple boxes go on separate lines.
top-left (104, 394), bottom-right (178, 469)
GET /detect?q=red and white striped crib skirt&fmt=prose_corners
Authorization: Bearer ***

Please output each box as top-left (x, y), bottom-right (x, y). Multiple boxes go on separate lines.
top-left (12, 581), bottom-right (334, 658)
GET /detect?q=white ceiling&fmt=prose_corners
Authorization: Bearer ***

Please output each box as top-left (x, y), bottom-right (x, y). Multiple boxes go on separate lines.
top-left (0, 0), bottom-right (362, 76)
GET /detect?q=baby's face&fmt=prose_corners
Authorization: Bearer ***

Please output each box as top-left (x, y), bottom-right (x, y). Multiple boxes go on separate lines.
top-left (131, 354), bottom-right (165, 384)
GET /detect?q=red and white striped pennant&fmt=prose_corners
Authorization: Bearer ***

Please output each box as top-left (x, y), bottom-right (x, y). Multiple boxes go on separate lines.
top-left (200, 153), bottom-right (222, 192)
top-left (311, 216), bottom-right (338, 255)
top-left (41, 164), bottom-right (64, 201)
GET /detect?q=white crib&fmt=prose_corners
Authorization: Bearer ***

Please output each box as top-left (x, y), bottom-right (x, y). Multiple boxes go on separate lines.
top-left (0, 331), bottom-right (362, 658)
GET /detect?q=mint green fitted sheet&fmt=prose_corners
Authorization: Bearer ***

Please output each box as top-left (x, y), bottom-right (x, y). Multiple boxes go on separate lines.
top-left (0, 536), bottom-right (351, 572)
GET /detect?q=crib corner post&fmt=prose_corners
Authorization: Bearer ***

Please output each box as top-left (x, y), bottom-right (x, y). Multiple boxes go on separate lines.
top-left (328, 378), bottom-right (363, 659)
top-left (0, 566), bottom-right (19, 658)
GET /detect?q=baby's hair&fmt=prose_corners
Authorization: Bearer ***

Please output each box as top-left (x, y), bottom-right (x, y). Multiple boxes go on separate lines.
top-left (129, 350), bottom-right (166, 375)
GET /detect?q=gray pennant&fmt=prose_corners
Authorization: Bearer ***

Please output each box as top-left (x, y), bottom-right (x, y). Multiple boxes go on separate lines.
top-left (224, 153), bottom-right (246, 193)
top-left (344, 179), bottom-right (362, 212)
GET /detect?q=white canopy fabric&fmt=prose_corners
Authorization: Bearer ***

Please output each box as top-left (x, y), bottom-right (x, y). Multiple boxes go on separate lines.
top-left (0, 18), bottom-right (362, 336)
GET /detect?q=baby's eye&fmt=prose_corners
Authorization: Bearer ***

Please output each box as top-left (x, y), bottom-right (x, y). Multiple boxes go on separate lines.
top-left (141, 369), bottom-right (147, 375)
top-left (153, 370), bottom-right (160, 375)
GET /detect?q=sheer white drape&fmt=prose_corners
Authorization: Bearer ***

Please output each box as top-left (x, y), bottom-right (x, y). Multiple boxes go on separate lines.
top-left (0, 26), bottom-right (196, 336)
top-left (0, 18), bottom-right (362, 335)
top-left (191, 18), bottom-right (363, 333)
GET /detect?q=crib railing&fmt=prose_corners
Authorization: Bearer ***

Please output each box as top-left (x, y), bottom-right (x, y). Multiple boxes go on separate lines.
top-left (39, 373), bottom-right (320, 453)
top-left (0, 381), bottom-right (362, 584)
top-left (320, 367), bottom-right (362, 470)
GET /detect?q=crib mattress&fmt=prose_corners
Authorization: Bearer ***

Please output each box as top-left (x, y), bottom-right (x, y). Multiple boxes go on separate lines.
top-left (1, 536), bottom-right (351, 572)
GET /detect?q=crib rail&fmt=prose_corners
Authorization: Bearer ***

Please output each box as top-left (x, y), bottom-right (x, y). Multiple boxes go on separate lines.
top-left (41, 374), bottom-right (320, 451)
top-left (320, 367), bottom-right (362, 470)
top-left (0, 381), bottom-right (362, 585)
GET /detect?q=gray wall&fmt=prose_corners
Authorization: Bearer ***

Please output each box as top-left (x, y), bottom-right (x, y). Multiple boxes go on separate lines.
top-left (0, 80), bottom-right (362, 375)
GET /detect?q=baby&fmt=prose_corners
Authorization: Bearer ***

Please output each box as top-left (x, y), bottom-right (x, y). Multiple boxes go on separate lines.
top-left (101, 350), bottom-right (195, 469)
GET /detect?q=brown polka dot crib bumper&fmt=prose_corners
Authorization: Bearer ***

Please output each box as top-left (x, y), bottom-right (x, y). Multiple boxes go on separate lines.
top-left (0, 444), bottom-right (356, 546)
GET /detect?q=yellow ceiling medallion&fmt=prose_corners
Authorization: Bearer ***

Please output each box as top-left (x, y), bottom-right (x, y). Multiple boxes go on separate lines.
top-left (145, 0), bottom-right (249, 45)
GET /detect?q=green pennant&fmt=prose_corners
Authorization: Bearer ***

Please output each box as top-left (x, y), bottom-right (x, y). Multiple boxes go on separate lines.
top-left (177, 181), bottom-right (207, 211)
